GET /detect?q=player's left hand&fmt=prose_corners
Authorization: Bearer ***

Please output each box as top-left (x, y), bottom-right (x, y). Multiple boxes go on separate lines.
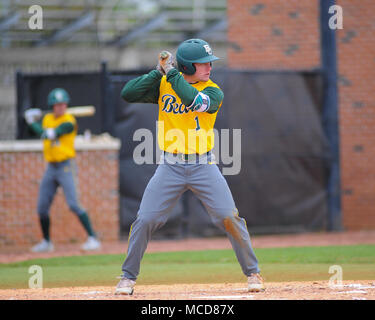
top-left (158, 51), bottom-right (175, 75)
top-left (41, 128), bottom-right (56, 140)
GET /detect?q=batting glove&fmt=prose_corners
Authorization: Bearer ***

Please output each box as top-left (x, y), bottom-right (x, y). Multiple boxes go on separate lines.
top-left (24, 108), bottom-right (42, 125)
top-left (156, 62), bottom-right (165, 76)
top-left (41, 128), bottom-right (56, 140)
top-left (188, 92), bottom-right (211, 112)
top-left (158, 51), bottom-right (175, 75)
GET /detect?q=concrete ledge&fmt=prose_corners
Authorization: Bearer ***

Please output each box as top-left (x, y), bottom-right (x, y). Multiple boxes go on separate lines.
top-left (0, 134), bottom-right (121, 152)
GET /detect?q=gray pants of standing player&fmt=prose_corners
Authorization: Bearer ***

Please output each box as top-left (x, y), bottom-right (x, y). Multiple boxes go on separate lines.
top-left (37, 159), bottom-right (85, 217)
top-left (121, 152), bottom-right (260, 280)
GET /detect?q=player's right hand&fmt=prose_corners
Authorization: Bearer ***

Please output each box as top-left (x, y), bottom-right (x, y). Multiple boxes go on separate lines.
top-left (158, 51), bottom-right (174, 75)
top-left (156, 62), bottom-right (166, 75)
top-left (24, 108), bottom-right (42, 125)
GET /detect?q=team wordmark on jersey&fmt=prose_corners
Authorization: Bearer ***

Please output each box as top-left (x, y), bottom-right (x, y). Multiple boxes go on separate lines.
top-left (161, 94), bottom-right (193, 114)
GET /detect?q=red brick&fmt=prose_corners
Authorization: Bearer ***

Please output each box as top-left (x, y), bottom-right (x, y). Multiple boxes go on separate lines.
top-left (0, 149), bottom-right (119, 247)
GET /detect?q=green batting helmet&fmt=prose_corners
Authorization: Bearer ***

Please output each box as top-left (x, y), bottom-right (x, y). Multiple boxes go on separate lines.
top-left (176, 39), bottom-right (220, 75)
top-left (47, 88), bottom-right (70, 107)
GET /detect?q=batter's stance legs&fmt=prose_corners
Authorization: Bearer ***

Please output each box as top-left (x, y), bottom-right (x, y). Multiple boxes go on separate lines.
top-left (120, 162), bottom-right (261, 281)
top-left (121, 164), bottom-right (187, 280)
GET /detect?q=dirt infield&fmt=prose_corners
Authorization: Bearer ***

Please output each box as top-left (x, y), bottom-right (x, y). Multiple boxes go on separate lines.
top-left (1, 281), bottom-right (375, 300)
top-left (1, 230), bottom-right (375, 300)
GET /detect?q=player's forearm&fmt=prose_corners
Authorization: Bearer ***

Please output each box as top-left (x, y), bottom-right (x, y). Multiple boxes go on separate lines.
top-left (55, 122), bottom-right (74, 137)
top-left (121, 70), bottom-right (162, 103)
top-left (29, 122), bottom-right (44, 137)
top-left (166, 69), bottom-right (224, 113)
top-left (201, 87), bottom-right (224, 114)
top-left (166, 69), bottom-right (199, 106)
top-left (38, 121), bottom-right (74, 140)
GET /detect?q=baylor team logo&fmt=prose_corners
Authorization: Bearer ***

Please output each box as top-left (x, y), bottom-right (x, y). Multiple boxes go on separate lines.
top-left (203, 44), bottom-right (212, 55)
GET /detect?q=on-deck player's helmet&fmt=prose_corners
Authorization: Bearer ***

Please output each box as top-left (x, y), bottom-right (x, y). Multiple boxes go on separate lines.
top-left (47, 88), bottom-right (70, 107)
top-left (176, 39), bottom-right (220, 75)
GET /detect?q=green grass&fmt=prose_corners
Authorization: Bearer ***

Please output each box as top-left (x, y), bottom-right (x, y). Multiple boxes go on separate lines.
top-left (0, 245), bottom-right (374, 289)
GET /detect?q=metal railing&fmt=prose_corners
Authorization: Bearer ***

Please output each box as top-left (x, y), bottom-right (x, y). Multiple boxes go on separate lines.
top-left (0, 0), bottom-right (227, 48)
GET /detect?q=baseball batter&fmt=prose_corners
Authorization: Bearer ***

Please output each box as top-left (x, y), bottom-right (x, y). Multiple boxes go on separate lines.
top-left (24, 88), bottom-right (101, 252)
top-left (116, 39), bottom-right (264, 295)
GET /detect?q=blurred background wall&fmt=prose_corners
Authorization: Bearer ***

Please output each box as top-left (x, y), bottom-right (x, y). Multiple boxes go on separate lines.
top-left (0, 0), bottom-right (228, 139)
top-left (228, 0), bottom-right (375, 231)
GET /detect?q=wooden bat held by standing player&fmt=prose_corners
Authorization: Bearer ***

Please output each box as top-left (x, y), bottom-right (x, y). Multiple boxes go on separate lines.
top-left (24, 105), bottom-right (96, 122)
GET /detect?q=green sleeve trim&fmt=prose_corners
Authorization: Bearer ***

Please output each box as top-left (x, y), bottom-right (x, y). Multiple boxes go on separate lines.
top-left (29, 122), bottom-right (44, 137)
top-left (121, 69), bottom-right (162, 104)
top-left (201, 86), bottom-right (224, 114)
top-left (55, 122), bottom-right (74, 137)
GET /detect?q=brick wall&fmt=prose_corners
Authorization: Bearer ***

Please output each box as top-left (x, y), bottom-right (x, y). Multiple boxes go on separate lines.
top-left (227, 0), bottom-right (321, 70)
top-left (227, 0), bottom-right (375, 229)
top-left (336, 0), bottom-right (375, 229)
top-left (0, 140), bottom-right (120, 247)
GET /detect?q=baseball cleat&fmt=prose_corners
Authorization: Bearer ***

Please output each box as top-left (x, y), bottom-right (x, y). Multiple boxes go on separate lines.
top-left (31, 239), bottom-right (54, 253)
top-left (247, 273), bottom-right (265, 292)
top-left (115, 277), bottom-right (136, 295)
top-left (81, 236), bottom-right (101, 251)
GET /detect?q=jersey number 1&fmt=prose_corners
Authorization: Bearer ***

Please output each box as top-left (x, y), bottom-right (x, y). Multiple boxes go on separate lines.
top-left (194, 116), bottom-right (201, 131)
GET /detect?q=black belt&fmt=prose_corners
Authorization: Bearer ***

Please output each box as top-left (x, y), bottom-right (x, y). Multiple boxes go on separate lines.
top-left (164, 151), bottom-right (210, 162)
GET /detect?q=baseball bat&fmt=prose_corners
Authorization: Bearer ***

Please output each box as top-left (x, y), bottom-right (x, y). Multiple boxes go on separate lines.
top-left (24, 106), bottom-right (96, 124)
top-left (35, 105), bottom-right (95, 117)
top-left (66, 105), bottom-right (96, 117)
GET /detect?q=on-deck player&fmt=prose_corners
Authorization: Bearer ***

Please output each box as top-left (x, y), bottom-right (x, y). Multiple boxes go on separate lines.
top-left (115, 39), bottom-right (264, 295)
top-left (24, 88), bottom-right (101, 252)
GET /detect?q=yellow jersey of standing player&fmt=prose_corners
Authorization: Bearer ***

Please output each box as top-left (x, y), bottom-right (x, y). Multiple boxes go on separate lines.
top-left (121, 39), bottom-right (224, 156)
top-left (158, 76), bottom-right (222, 155)
top-left (42, 113), bottom-right (77, 162)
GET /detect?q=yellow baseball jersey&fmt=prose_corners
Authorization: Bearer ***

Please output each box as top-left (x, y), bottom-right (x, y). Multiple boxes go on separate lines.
top-left (42, 113), bottom-right (77, 162)
top-left (158, 77), bottom-right (222, 154)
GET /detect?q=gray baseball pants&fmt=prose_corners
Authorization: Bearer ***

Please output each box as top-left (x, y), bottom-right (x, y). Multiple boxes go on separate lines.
top-left (121, 152), bottom-right (260, 280)
top-left (37, 159), bottom-right (85, 217)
